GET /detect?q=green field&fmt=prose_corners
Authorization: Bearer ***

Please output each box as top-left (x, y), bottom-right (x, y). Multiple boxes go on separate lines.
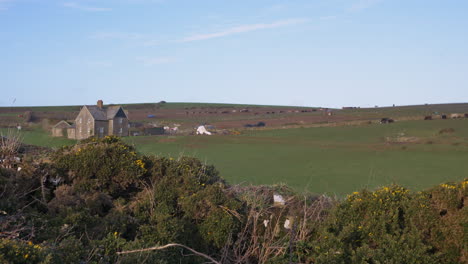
top-left (0, 128), bottom-right (76, 148)
top-left (119, 119), bottom-right (468, 195)
top-left (3, 114), bottom-right (468, 195)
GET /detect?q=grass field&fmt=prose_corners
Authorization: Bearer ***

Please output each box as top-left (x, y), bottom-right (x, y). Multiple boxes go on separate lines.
top-left (2, 103), bottom-right (468, 195)
top-left (0, 127), bottom-right (76, 148)
top-left (120, 119), bottom-right (468, 195)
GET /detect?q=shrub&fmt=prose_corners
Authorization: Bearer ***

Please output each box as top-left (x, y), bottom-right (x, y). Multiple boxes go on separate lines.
top-left (131, 156), bottom-right (242, 259)
top-left (417, 180), bottom-right (468, 263)
top-left (0, 239), bottom-right (51, 264)
top-left (52, 136), bottom-right (147, 197)
top-left (304, 185), bottom-right (440, 263)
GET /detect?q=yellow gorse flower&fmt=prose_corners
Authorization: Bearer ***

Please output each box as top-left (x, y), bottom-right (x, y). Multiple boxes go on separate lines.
top-left (440, 183), bottom-right (456, 190)
top-left (461, 180), bottom-right (468, 189)
top-left (135, 159), bottom-right (145, 169)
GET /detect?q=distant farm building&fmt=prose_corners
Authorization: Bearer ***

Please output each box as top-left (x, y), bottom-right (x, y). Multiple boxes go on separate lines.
top-left (51, 120), bottom-right (72, 137)
top-left (144, 127), bottom-right (165, 135)
top-left (53, 100), bottom-right (129, 140)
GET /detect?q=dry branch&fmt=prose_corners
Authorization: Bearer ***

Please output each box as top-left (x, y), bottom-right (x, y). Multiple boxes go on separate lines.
top-left (117, 243), bottom-right (221, 264)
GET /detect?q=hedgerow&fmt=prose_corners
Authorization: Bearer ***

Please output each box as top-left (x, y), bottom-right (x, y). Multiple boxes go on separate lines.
top-left (0, 136), bottom-right (466, 263)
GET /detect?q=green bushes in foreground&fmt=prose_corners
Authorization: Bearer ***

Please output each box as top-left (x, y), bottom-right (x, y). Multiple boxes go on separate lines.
top-left (0, 136), bottom-right (466, 263)
top-left (291, 182), bottom-right (467, 264)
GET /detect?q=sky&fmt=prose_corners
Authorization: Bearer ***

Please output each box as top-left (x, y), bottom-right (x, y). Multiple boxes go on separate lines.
top-left (1, 0), bottom-right (468, 108)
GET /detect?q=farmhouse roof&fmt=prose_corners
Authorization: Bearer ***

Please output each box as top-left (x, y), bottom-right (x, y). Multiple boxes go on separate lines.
top-left (84, 105), bottom-right (127, 121)
top-left (53, 120), bottom-right (72, 129)
top-left (85, 105), bottom-right (108, 121)
top-left (106, 106), bottom-right (124, 119)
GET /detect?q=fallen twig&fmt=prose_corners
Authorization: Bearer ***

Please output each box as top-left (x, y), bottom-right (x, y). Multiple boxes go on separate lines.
top-left (117, 243), bottom-right (221, 264)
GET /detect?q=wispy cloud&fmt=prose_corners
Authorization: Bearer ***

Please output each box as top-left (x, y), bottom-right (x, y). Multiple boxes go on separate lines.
top-left (180, 18), bottom-right (309, 42)
top-left (136, 56), bottom-right (175, 66)
top-left (0, 0), bottom-right (12, 11)
top-left (350, 0), bottom-right (383, 12)
top-left (63, 2), bottom-right (111, 12)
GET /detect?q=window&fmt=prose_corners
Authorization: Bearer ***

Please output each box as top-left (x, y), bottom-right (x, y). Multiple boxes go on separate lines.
top-left (79, 118), bottom-right (82, 124)
top-left (119, 128), bottom-right (123, 134)
top-left (119, 118), bottom-right (123, 124)
top-left (99, 127), bottom-right (104, 133)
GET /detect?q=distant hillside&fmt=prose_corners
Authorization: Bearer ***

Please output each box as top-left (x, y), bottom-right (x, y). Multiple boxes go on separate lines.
top-left (1, 102), bottom-right (468, 130)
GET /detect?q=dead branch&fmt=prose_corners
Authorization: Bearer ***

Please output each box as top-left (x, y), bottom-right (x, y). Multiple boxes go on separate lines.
top-left (117, 243), bottom-right (221, 264)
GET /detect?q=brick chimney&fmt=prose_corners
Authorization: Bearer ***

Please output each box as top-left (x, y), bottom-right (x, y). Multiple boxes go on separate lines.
top-left (97, 100), bottom-right (103, 109)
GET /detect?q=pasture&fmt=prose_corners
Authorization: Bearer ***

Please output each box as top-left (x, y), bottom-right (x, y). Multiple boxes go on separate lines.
top-left (0, 127), bottom-right (76, 148)
top-left (122, 119), bottom-right (468, 195)
top-left (2, 102), bottom-right (468, 195)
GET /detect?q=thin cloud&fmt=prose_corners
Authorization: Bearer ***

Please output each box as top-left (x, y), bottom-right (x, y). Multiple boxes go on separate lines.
top-left (0, 0), bottom-right (12, 10)
top-left (350, 0), bottom-right (383, 12)
top-left (63, 2), bottom-right (111, 12)
top-left (180, 18), bottom-right (309, 42)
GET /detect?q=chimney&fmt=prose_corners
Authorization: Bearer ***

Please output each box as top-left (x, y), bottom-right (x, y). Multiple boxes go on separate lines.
top-left (97, 100), bottom-right (103, 109)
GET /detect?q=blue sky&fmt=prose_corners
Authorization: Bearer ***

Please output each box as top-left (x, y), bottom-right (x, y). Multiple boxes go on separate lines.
top-left (1, 0), bottom-right (467, 107)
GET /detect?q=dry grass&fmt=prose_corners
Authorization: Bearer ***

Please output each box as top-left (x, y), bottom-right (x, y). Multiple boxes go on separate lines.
top-left (0, 129), bottom-right (23, 168)
top-left (220, 185), bottom-right (335, 263)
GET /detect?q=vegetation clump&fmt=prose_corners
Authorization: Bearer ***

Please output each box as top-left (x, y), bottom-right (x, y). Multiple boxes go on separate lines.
top-left (0, 136), bottom-right (466, 263)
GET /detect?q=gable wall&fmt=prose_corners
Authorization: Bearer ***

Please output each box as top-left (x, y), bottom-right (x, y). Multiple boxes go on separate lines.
top-left (67, 128), bottom-right (76, 139)
top-left (75, 108), bottom-right (95, 140)
top-left (112, 117), bottom-right (129, 136)
top-left (52, 128), bottom-right (65, 137)
top-left (95, 120), bottom-right (108, 138)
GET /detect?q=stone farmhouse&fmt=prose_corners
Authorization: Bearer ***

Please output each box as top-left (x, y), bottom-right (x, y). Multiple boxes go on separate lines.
top-left (52, 100), bottom-right (129, 140)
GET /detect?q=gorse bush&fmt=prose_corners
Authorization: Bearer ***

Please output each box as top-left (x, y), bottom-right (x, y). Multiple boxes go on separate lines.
top-left (0, 136), bottom-right (466, 263)
top-left (131, 156), bottom-right (242, 261)
top-left (419, 181), bottom-right (468, 263)
top-left (1, 137), bottom-right (243, 263)
top-left (305, 185), bottom-right (438, 263)
top-left (295, 183), bottom-right (467, 264)
top-left (0, 239), bottom-right (49, 264)
top-left (52, 136), bottom-right (147, 197)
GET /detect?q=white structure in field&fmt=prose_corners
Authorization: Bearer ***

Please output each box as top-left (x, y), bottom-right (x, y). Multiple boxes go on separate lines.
top-left (196, 125), bottom-right (212, 135)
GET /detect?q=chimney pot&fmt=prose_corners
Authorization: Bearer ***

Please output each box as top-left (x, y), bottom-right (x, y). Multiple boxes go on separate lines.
top-left (97, 100), bottom-right (103, 109)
